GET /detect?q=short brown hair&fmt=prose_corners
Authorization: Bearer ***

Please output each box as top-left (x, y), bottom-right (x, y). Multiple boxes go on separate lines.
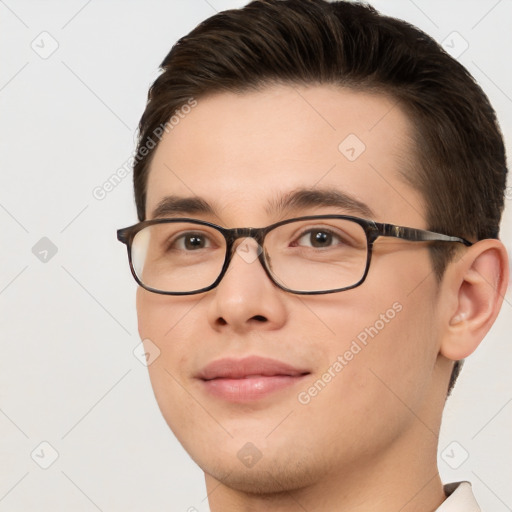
top-left (131, 0), bottom-right (508, 392)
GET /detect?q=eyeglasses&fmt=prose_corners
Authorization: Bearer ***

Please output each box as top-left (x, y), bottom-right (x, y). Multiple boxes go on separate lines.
top-left (117, 215), bottom-right (472, 295)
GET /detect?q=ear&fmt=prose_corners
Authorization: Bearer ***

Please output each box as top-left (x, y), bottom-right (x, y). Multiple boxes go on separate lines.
top-left (439, 239), bottom-right (509, 361)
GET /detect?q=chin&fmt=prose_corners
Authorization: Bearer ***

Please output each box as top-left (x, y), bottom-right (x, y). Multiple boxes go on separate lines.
top-left (198, 447), bottom-right (325, 496)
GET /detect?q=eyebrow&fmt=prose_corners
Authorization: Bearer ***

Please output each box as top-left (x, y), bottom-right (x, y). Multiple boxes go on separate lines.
top-left (150, 196), bottom-right (217, 219)
top-left (150, 188), bottom-right (374, 221)
top-left (266, 188), bottom-right (375, 219)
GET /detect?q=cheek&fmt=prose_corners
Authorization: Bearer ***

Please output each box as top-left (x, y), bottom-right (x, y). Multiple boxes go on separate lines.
top-left (275, 293), bottom-right (439, 471)
top-left (373, 299), bottom-right (437, 409)
top-left (136, 289), bottom-right (198, 415)
top-left (363, 300), bottom-right (436, 385)
top-left (310, 272), bottom-right (439, 424)
top-left (136, 288), bottom-right (202, 344)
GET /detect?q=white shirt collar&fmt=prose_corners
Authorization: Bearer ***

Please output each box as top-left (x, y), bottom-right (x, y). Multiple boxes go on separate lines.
top-left (436, 482), bottom-right (481, 511)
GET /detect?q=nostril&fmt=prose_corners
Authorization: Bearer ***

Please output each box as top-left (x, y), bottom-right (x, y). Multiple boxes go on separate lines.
top-left (216, 317), bottom-right (228, 326)
top-left (252, 315), bottom-right (267, 322)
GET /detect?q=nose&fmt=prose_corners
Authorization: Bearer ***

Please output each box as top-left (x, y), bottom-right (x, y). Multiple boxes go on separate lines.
top-left (206, 237), bottom-right (288, 333)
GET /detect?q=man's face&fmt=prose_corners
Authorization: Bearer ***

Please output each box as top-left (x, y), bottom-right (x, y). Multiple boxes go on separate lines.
top-left (137, 85), bottom-right (447, 492)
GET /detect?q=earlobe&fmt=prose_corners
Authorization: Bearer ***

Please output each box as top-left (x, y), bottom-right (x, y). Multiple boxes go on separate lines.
top-left (440, 239), bottom-right (509, 361)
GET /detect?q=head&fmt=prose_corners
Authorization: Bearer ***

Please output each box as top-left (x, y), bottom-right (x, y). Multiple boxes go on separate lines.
top-left (125, 0), bottom-right (508, 502)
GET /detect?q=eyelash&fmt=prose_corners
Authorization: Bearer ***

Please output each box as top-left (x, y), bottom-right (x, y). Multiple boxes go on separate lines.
top-left (290, 227), bottom-right (348, 248)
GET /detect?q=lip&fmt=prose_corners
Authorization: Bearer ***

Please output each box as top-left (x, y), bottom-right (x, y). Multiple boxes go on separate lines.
top-left (196, 356), bottom-right (310, 402)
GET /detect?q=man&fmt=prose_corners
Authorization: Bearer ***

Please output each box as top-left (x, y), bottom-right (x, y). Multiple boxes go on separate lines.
top-left (117, 1), bottom-right (509, 510)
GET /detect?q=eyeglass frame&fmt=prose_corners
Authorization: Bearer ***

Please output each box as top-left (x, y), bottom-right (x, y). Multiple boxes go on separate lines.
top-left (117, 215), bottom-right (473, 296)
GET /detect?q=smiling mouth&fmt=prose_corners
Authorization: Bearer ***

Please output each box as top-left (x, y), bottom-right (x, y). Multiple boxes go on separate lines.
top-left (197, 356), bottom-right (310, 402)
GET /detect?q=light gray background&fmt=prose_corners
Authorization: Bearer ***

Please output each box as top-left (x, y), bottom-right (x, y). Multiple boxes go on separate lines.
top-left (1, 1), bottom-right (511, 510)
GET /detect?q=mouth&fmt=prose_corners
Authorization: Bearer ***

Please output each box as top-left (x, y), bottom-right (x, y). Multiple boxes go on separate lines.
top-left (196, 356), bottom-right (310, 402)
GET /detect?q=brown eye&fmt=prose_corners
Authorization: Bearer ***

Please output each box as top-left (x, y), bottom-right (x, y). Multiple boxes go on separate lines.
top-left (172, 232), bottom-right (212, 251)
top-left (297, 229), bottom-right (340, 248)
top-left (184, 234), bottom-right (206, 249)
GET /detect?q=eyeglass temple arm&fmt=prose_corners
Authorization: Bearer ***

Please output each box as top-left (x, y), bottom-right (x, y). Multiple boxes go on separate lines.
top-left (376, 223), bottom-right (473, 246)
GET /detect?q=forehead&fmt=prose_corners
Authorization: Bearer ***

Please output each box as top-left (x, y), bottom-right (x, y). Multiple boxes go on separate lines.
top-left (145, 84), bottom-right (425, 227)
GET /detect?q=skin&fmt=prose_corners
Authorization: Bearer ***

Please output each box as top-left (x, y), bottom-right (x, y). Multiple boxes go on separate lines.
top-left (136, 85), bottom-right (508, 511)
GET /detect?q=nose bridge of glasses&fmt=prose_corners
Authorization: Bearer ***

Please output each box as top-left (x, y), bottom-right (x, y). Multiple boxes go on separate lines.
top-left (224, 227), bottom-right (266, 268)
top-left (227, 227), bottom-right (265, 245)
